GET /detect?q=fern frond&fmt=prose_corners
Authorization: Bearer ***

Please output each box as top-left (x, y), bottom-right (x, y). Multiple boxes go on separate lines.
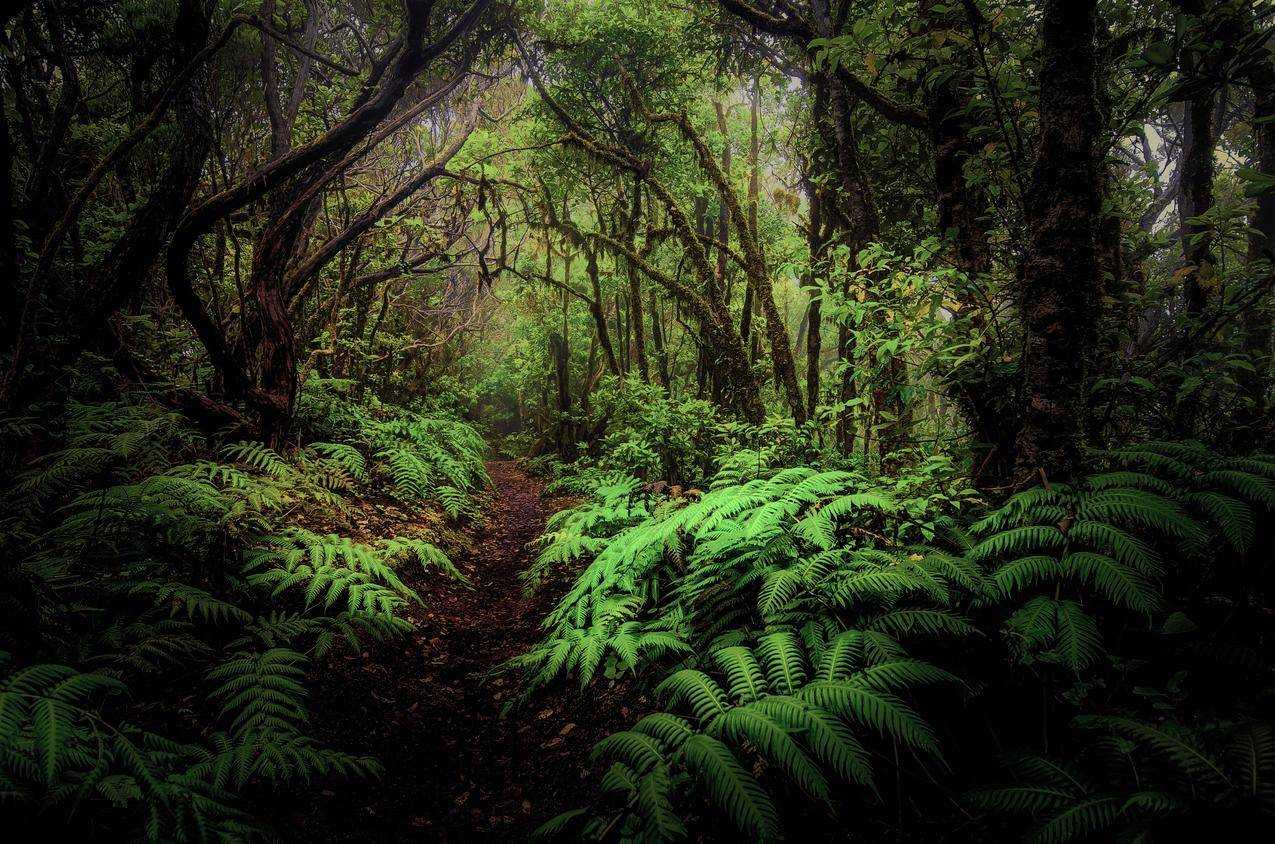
top-left (657, 670), bottom-right (730, 723)
top-left (679, 733), bottom-right (781, 842)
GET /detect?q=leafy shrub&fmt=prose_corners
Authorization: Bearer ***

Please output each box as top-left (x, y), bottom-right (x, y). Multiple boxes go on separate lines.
top-left (296, 376), bottom-right (489, 514)
top-left (583, 378), bottom-right (721, 485)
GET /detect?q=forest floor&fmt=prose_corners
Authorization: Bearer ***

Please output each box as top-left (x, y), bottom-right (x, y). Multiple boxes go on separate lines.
top-left (266, 459), bottom-right (633, 842)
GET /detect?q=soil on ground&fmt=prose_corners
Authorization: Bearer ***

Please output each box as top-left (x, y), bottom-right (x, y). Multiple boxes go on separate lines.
top-left (270, 459), bottom-right (635, 842)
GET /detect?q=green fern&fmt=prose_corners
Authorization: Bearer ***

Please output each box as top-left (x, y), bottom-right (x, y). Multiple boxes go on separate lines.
top-left (244, 530), bottom-right (427, 618)
top-left (561, 629), bottom-right (954, 840)
top-left (970, 716), bottom-right (1273, 841)
top-left (0, 391), bottom-right (477, 840)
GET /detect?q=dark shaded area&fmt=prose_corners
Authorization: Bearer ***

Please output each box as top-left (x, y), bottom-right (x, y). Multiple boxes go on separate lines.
top-left (266, 461), bottom-right (629, 842)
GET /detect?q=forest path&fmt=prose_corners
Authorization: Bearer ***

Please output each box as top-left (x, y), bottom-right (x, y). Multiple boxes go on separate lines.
top-left (278, 459), bottom-right (626, 842)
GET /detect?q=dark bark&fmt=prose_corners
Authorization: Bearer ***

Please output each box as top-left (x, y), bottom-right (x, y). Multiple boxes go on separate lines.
top-left (803, 179), bottom-right (827, 424)
top-left (1236, 29), bottom-right (1275, 447)
top-left (1014, 0), bottom-right (1102, 483)
top-left (623, 180), bottom-right (650, 381)
top-left (1178, 90), bottom-right (1216, 318)
top-left (650, 289), bottom-right (671, 387)
top-left (1170, 1), bottom-right (1244, 439)
top-left (585, 246), bottom-right (622, 376)
top-left (923, 0), bottom-right (1017, 484)
top-left (823, 78), bottom-right (883, 453)
top-left (616, 293), bottom-right (627, 373)
top-left (925, 0), bottom-right (992, 284)
top-left (166, 0), bottom-right (491, 441)
top-left (714, 101), bottom-right (732, 304)
top-left (248, 196), bottom-right (311, 446)
top-left (549, 328), bottom-right (571, 456)
top-left (1176, 0), bottom-right (1246, 319)
top-left (836, 308), bottom-right (856, 454)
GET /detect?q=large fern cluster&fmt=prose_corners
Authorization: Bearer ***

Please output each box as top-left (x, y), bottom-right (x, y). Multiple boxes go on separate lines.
top-left (360, 411), bottom-right (489, 512)
top-left (515, 456), bottom-right (988, 838)
top-left (0, 394), bottom-right (472, 840)
top-left (524, 441), bottom-right (1275, 841)
top-left (516, 462), bottom-right (978, 699)
top-left (542, 628), bottom-right (959, 841)
top-left (8, 400), bottom-right (200, 518)
top-left (970, 442), bottom-right (1275, 674)
top-left (520, 472), bottom-right (651, 594)
top-left (969, 716), bottom-right (1274, 841)
top-left (295, 375), bottom-right (490, 519)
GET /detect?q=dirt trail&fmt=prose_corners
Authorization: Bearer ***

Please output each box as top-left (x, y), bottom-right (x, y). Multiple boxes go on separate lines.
top-left (274, 460), bottom-right (625, 842)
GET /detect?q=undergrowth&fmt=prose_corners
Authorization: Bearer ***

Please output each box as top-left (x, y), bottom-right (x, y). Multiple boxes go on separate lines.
top-left (0, 382), bottom-right (487, 840)
top-left (517, 440), bottom-right (1275, 842)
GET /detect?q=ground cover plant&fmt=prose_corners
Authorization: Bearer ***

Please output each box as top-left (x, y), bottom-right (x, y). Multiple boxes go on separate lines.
top-left (1, 0), bottom-right (1273, 841)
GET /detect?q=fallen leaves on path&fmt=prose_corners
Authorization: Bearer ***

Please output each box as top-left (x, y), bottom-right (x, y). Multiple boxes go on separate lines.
top-left (261, 460), bottom-right (630, 842)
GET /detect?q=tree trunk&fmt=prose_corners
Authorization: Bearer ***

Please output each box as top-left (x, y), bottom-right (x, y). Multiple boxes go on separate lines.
top-left (650, 289), bottom-right (671, 387)
top-left (1178, 90), bottom-right (1216, 319)
top-left (550, 331), bottom-right (572, 458)
top-left (924, 0), bottom-right (1016, 485)
top-left (804, 180), bottom-right (827, 424)
top-left (249, 195), bottom-right (310, 447)
top-left (1237, 34), bottom-right (1275, 447)
top-left (585, 246), bottom-right (621, 375)
top-left (714, 100), bottom-right (732, 304)
top-left (1014, 0), bottom-right (1102, 483)
top-left (624, 180), bottom-right (650, 380)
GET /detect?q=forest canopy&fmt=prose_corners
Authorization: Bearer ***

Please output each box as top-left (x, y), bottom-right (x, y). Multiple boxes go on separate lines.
top-left (1, 0), bottom-right (1274, 841)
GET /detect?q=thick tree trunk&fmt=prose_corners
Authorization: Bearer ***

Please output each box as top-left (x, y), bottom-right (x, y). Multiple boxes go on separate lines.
top-left (550, 331), bottom-right (572, 458)
top-left (823, 80), bottom-right (873, 453)
top-left (624, 181), bottom-right (650, 381)
top-left (627, 269), bottom-right (649, 380)
top-left (714, 100), bottom-right (732, 303)
top-left (1015, 0), bottom-right (1102, 483)
top-left (1179, 93), bottom-right (1216, 319)
top-left (926, 0), bottom-right (992, 282)
top-left (1237, 38), bottom-right (1275, 447)
top-left (249, 196), bottom-right (309, 447)
top-left (836, 315), bottom-right (855, 454)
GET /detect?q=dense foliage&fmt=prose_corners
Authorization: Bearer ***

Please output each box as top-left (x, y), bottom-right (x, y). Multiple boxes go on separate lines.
top-left (523, 439), bottom-right (1275, 840)
top-left (2, 0), bottom-right (1273, 840)
top-left (0, 383), bottom-right (486, 837)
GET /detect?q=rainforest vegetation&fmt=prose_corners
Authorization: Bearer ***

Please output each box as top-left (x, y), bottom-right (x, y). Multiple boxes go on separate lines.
top-left (2, 0), bottom-right (1274, 840)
